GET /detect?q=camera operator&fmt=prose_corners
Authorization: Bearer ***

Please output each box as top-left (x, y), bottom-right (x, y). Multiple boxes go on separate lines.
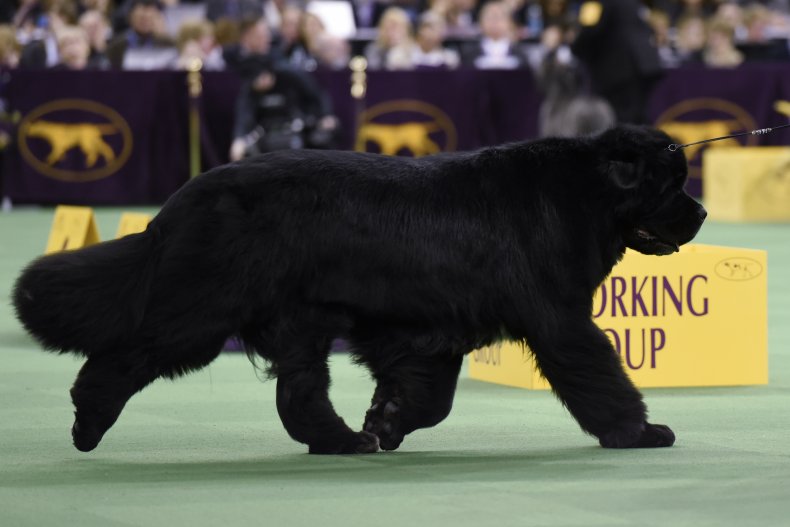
top-left (229, 56), bottom-right (338, 161)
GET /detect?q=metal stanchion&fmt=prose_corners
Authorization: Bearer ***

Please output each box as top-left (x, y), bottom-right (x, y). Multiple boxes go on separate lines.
top-left (187, 58), bottom-right (203, 178)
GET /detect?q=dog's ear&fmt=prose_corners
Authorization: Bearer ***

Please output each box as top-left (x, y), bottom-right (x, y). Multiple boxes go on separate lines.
top-left (595, 125), bottom-right (666, 190)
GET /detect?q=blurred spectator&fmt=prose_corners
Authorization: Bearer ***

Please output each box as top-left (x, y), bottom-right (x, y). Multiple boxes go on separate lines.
top-left (174, 19), bottom-right (225, 70)
top-left (78, 9), bottom-right (111, 68)
top-left (278, 5), bottom-right (315, 69)
top-left (462, 1), bottom-right (528, 69)
top-left (13, 0), bottom-right (48, 43)
top-left (354, 0), bottom-right (389, 30)
top-left (106, 0), bottom-right (175, 69)
top-left (397, 9), bottom-right (460, 68)
top-left (52, 24), bottom-right (91, 69)
top-left (206, 0), bottom-right (265, 23)
top-left (311, 32), bottom-right (351, 69)
top-left (667, 0), bottom-right (717, 26)
top-left (738, 3), bottom-right (790, 60)
top-left (434, 0), bottom-right (478, 37)
top-left (364, 7), bottom-right (414, 69)
top-left (675, 15), bottom-right (706, 63)
top-left (715, 2), bottom-right (747, 41)
top-left (229, 57), bottom-right (338, 160)
top-left (703, 17), bottom-right (743, 67)
top-left (0, 25), bottom-right (21, 68)
top-left (571, 0), bottom-right (662, 124)
top-left (223, 16), bottom-right (280, 75)
top-left (539, 0), bottom-right (572, 28)
top-left (648, 9), bottom-right (680, 67)
top-left (18, 1), bottom-right (78, 69)
top-left (81, 0), bottom-right (112, 15)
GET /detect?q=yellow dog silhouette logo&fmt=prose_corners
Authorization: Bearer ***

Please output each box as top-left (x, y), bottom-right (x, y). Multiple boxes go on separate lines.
top-left (355, 100), bottom-right (457, 157)
top-left (26, 121), bottom-right (119, 167)
top-left (19, 99), bottom-right (133, 182)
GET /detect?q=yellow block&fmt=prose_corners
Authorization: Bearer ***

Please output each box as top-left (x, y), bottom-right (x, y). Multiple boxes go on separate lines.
top-left (44, 205), bottom-right (100, 254)
top-left (469, 244), bottom-right (768, 389)
top-left (704, 147), bottom-right (790, 222)
top-left (115, 212), bottom-right (152, 238)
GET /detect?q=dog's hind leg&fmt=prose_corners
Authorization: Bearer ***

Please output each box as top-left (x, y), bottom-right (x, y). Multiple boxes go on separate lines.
top-left (530, 318), bottom-right (675, 449)
top-left (265, 312), bottom-right (379, 454)
top-left (70, 354), bottom-right (160, 452)
top-left (70, 343), bottom-right (224, 452)
top-left (353, 334), bottom-right (464, 451)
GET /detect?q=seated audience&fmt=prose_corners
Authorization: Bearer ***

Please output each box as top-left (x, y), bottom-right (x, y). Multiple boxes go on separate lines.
top-left (106, 0), bottom-right (175, 69)
top-left (52, 25), bottom-right (91, 70)
top-left (364, 6), bottom-right (414, 69)
top-left (462, 1), bottom-right (528, 69)
top-left (311, 32), bottom-right (351, 70)
top-left (277, 5), bottom-right (315, 70)
top-left (675, 15), bottom-right (707, 64)
top-left (391, 10), bottom-right (459, 69)
top-left (434, 0), bottom-right (478, 38)
top-left (0, 25), bottom-right (20, 68)
top-left (205, 0), bottom-right (265, 23)
top-left (173, 19), bottom-right (224, 70)
top-left (78, 10), bottom-right (111, 69)
top-left (18, 1), bottom-right (77, 69)
top-left (703, 18), bottom-right (743, 67)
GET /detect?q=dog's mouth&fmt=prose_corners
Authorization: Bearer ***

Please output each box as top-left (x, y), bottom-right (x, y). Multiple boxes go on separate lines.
top-left (624, 226), bottom-right (679, 256)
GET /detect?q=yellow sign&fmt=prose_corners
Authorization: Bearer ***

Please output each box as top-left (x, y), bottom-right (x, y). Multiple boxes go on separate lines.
top-left (44, 205), bottom-right (100, 254)
top-left (355, 100), bottom-right (457, 157)
top-left (469, 244), bottom-right (768, 389)
top-left (116, 212), bottom-right (152, 238)
top-left (704, 147), bottom-right (790, 222)
top-left (18, 99), bottom-right (133, 182)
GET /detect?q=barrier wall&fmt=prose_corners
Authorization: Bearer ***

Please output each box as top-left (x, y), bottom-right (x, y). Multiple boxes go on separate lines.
top-left (2, 65), bottom-right (790, 204)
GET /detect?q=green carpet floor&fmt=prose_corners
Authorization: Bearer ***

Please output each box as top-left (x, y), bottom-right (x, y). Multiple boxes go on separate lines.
top-left (1, 207), bottom-right (789, 526)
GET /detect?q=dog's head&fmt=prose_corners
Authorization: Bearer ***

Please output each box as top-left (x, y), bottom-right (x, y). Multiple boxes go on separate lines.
top-left (595, 125), bottom-right (707, 256)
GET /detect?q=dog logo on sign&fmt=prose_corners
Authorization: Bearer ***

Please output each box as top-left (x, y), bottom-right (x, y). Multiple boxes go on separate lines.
top-left (355, 100), bottom-right (457, 157)
top-left (18, 99), bottom-right (133, 182)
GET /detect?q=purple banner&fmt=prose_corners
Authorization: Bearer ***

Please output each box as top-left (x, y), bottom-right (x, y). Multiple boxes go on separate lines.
top-left (3, 65), bottom-right (789, 204)
top-left (4, 70), bottom-right (190, 204)
top-left (648, 65), bottom-right (790, 197)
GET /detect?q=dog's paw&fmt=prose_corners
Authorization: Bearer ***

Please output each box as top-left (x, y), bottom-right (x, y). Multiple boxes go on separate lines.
top-left (635, 423), bottom-right (675, 447)
top-left (599, 422), bottom-right (675, 449)
top-left (308, 431), bottom-right (380, 455)
top-left (72, 418), bottom-right (105, 452)
top-left (364, 399), bottom-right (405, 451)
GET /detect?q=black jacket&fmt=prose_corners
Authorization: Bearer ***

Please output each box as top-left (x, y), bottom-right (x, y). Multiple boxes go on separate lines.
top-left (571, 0), bottom-right (662, 91)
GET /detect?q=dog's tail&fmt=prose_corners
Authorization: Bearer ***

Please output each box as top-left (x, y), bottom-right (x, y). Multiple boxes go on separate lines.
top-left (12, 227), bottom-right (160, 357)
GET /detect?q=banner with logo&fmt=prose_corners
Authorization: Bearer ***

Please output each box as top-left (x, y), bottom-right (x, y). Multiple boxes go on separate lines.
top-left (3, 70), bottom-right (189, 205)
top-left (3, 66), bottom-right (790, 204)
top-left (649, 65), bottom-right (790, 197)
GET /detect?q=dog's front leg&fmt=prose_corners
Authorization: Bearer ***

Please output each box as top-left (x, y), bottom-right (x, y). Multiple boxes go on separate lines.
top-left (530, 318), bottom-right (675, 448)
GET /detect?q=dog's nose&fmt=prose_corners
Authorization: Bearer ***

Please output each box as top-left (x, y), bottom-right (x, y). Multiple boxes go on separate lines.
top-left (698, 207), bottom-right (708, 222)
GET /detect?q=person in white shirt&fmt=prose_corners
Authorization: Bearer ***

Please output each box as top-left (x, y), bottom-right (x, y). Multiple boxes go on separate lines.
top-left (461, 1), bottom-right (527, 69)
top-left (410, 10), bottom-right (460, 69)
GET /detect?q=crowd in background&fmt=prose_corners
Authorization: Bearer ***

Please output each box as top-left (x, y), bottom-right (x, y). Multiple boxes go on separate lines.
top-left (0, 0), bottom-right (788, 73)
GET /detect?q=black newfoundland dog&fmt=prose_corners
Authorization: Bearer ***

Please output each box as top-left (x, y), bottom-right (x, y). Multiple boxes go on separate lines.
top-left (14, 125), bottom-right (706, 455)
